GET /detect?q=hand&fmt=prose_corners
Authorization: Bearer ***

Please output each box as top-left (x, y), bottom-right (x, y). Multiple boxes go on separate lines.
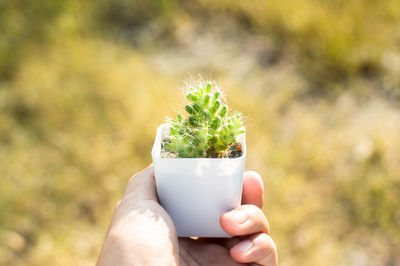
top-left (97, 165), bottom-right (278, 266)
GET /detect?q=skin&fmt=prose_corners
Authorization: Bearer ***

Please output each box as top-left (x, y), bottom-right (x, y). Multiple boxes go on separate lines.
top-left (97, 165), bottom-right (278, 266)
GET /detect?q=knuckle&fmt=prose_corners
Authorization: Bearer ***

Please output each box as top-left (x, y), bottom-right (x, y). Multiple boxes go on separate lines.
top-left (253, 233), bottom-right (271, 247)
top-left (240, 204), bottom-right (260, 216)
top-left (257, 234), bottom-right (277, 256)
top-left (128, 166), bottom-right (154, 184)
top-left (243, 205), bottom-right (270, 234)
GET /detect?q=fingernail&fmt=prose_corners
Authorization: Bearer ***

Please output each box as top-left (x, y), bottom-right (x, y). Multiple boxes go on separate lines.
top-left (237, 240), bottom-right (253, 254)
top-left (230, 210), bottom-right (248, 224)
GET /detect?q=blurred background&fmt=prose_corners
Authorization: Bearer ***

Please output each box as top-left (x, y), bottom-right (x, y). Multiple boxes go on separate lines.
top-left (1, 0), bottom-right (400, 265)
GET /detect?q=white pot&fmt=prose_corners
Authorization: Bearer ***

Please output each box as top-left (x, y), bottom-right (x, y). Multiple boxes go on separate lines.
top-left (152, 124), bottom-right (246, 237)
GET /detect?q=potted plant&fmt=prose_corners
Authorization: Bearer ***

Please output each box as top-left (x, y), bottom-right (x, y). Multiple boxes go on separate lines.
top-left (152, 80), bottom-right (246, 237)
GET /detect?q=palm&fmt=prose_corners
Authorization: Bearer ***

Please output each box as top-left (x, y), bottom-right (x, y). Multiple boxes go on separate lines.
top-left (179, 237), bottom-right (244, 266)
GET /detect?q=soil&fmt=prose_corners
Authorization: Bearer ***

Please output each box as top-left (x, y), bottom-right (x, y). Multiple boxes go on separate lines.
top-left (160, 139), bottom-right (242, 158)
top-left (160, 139), bottom-right (178, 158)
top-left (226, 143), bottom-right (243, 158)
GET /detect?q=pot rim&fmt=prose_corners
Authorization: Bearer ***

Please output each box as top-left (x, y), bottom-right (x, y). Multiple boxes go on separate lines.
top-left (152, 123), bottom-right (246, 160)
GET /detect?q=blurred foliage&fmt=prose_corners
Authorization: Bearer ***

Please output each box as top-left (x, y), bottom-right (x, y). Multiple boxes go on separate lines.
top-left (0, 0), bottom-right (65, 79)
top-left (203, 0), bottom-right (400, 91)
top-left (1, 0), bottom-right (400, 265)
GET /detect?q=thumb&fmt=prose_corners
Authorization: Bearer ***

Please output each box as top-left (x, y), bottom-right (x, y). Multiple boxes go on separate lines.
top-left (122, 165), bottom-right (158, 202)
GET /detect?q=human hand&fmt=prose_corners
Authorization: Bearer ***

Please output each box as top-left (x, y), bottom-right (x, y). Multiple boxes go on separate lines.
top-left (97, 165), bottom-right (278, 266)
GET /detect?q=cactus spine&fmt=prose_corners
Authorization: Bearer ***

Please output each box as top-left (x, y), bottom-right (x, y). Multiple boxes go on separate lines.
top-left (164, 81), bottom-right (245, 158)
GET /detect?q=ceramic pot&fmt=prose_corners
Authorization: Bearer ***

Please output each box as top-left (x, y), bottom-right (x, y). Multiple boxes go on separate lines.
top-left (152, 124), bottom-right (246, 237)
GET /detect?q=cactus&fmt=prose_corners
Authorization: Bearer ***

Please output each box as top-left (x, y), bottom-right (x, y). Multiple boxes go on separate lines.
top-left (164, 81), bottom-right (245, 158)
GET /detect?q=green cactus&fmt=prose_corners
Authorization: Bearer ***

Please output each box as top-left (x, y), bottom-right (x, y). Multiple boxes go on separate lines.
top-left (164, 81), bottom-right (245, 158)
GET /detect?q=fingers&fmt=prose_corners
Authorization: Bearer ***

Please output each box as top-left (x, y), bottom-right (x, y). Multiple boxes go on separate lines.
top-left (230, 233), bottom-right (278, 266)
top-left (220, 204), bottom-right (270, 236)
top-left (220, 203), bottom-right (276, 265)
top-left (242, 171), bottom-right (264, 208)
top-left (122, 164), bottom-right (158, 202)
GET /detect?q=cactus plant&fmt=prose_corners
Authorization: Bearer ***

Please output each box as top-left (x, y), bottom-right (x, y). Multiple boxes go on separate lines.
top-left (163, 81), bottom-right (245, 158)
top-left (152, 80), bottom-right (247, 236)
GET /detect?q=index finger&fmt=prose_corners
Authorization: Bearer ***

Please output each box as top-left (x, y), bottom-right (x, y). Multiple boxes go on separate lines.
top-left (123, 165), bottom-right (158, 202)
top-left (242, 171), bottom-right (264, 208)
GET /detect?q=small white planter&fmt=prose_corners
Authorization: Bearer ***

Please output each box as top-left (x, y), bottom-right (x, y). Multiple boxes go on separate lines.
top-left (152, 124), bottom-right (246, 237)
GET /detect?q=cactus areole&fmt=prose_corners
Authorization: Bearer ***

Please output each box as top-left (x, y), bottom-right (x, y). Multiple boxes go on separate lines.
top-left (162, 81), bottom-right (245, 158)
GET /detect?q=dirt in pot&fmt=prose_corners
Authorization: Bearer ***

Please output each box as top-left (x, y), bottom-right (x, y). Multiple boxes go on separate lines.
top-left (226, 143), bottom-right (243, 158)
top-left (160, 139), bottom-right (178, 158)
top-left (160, 139), bottom-right (242, 159)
